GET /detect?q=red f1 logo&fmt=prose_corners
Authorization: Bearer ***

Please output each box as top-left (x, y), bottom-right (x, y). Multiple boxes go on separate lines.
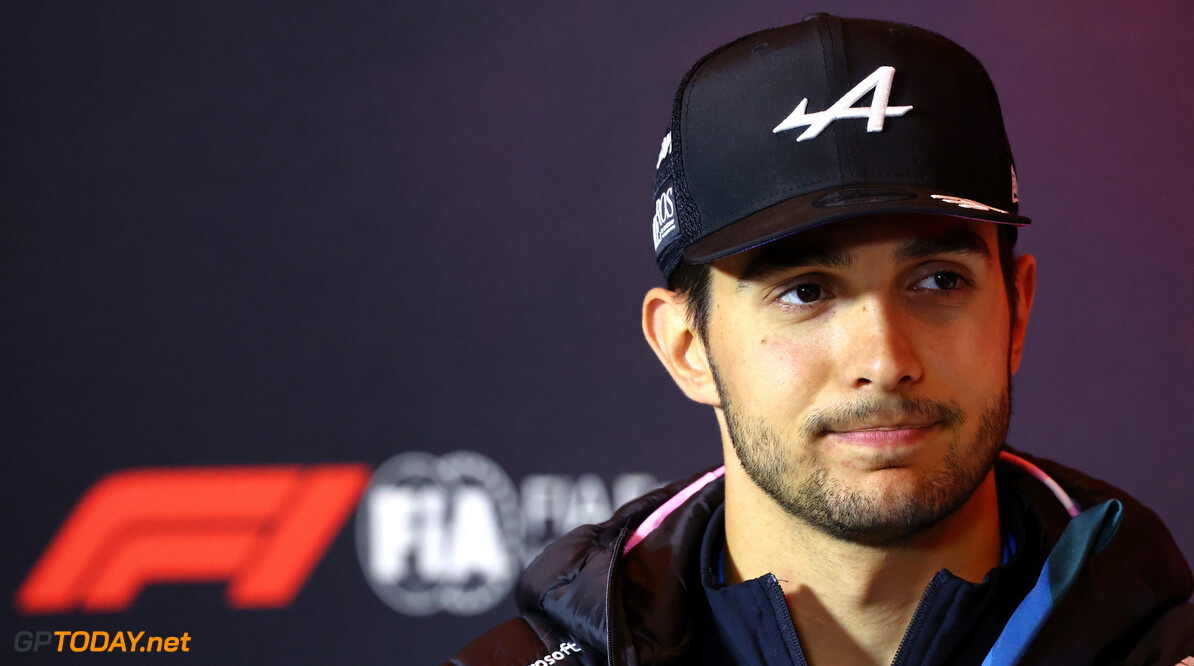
top-left (16, 464), bottom-right (370, 614)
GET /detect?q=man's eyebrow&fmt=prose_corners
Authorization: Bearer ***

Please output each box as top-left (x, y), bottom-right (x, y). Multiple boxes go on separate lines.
top-left (895, 228), bottom-right (992, 263)
top-left (737, 244), bottom-right (853, 285)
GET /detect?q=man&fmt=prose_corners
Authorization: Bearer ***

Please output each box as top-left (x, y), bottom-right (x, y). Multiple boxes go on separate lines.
top-left (447, 14), bottom-right (1194, 665)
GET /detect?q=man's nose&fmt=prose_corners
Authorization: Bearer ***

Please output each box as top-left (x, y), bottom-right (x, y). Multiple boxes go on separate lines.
top-left (837, 296), bottom-right (924, 392)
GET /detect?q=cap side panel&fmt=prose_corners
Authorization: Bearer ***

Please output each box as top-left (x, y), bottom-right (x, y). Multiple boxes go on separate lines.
top-left (658, 30), bottom-right (771, 279)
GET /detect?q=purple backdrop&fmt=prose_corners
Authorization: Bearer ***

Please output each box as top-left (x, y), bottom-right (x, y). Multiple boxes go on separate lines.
top-left (3, 1), bottom-right (1191, 663)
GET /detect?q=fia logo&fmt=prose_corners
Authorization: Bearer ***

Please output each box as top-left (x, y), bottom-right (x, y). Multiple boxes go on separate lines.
top-left (356, 451), bottom-right (661, 616)
top-left (773, 66), bottom-right (912, 141)
top-left (356, 451), bottom-right (522, 616)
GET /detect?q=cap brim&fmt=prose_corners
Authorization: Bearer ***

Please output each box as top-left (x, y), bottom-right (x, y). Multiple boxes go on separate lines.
top-left (683, 185), bottom-right (1031, 264)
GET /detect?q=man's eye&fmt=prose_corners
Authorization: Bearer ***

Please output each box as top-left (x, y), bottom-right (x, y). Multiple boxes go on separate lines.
top-left (779, 283), bottom-right (825, 304)
top-left (914, 271), bottom-right (963, 291)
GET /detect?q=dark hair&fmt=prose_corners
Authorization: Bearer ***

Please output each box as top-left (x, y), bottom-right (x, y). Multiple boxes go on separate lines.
top-left (668, 225), bottom-right (1019, 340)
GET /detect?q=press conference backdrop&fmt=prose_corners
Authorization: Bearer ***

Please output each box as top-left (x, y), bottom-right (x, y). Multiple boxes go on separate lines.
top-left (3, 1), bottom-right (1191, 663)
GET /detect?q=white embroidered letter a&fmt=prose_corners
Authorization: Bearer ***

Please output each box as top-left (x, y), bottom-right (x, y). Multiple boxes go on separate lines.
top-left (773, 66), bottom-right (912, 141)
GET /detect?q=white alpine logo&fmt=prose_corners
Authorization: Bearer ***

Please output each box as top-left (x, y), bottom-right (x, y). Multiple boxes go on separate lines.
top-left (773, 66), bottom-right (912, 141)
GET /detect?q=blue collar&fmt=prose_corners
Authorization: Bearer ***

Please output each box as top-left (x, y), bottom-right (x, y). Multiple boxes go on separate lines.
top-left (715, 522), bottom-right (1017, 587)
top-left (697, 484), bottom-right (1057, 665)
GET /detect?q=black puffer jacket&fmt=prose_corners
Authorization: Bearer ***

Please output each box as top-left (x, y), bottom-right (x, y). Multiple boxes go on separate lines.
top-left (446, 451), bottom-right (1194, 665)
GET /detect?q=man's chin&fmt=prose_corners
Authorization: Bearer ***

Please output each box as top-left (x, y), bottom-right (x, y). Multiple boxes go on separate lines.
top-left (803, 493), bottom-right (969, 545)
top-left (782, 465), bottom-right (989, 545)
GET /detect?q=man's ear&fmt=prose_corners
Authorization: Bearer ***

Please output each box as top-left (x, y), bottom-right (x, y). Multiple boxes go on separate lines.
top-left (1009, 253), bottom-right (1036, 375)
top-left (642, 287), bottom-right (721, 406)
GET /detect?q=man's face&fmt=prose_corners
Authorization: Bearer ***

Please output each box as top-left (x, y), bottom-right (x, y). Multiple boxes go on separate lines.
top-left (702, 214), bottom-right (1032, 544)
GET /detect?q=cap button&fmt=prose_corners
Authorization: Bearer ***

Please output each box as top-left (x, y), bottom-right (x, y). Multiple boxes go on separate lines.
top-left (802, 12), bottom-right (832, 21)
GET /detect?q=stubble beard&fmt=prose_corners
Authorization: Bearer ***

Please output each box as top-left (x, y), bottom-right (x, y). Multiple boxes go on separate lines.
top-left (714, 368), bottom-right (1011, 545)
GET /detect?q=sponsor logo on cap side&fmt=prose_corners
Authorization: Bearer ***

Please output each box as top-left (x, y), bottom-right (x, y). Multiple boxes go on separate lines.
top-left (652, 186), bottom-right (677, 251)
top-left (773, 65), bottom-right (912, 141)
top-left (656, 132), bottom-right (672, 169)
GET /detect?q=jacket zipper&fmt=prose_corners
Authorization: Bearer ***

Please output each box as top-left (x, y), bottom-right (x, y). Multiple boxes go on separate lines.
top-left (889, 573), bottom-right (945, 666)
top-left (605, 527), bottom-right (630, 666)
top-left (764, 573), bottom-right (810, 666)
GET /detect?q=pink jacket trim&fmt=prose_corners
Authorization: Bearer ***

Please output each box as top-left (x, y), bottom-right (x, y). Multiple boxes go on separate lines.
top-left (622, 467), bottom-right (725, 554)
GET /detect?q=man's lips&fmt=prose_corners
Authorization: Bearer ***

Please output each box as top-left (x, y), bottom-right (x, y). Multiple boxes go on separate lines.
top-left (824, 422), bottom-right (938, 446)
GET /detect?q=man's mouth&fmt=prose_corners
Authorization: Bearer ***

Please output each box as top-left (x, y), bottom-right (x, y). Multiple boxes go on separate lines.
top-left (824, 422), bottom-right (939, 447)
top-left (801, 396), bottom-right (964, 440)
top-left (829, 422), bottom-right (937, 434)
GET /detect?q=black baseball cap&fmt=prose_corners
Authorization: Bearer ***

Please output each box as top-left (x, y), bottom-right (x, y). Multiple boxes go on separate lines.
top-left (652, 14), bottom-right (1029, 281)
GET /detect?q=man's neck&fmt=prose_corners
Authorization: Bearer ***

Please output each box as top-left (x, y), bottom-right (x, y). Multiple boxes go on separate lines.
top-left (721, 461), bottom-right (1002, 666)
